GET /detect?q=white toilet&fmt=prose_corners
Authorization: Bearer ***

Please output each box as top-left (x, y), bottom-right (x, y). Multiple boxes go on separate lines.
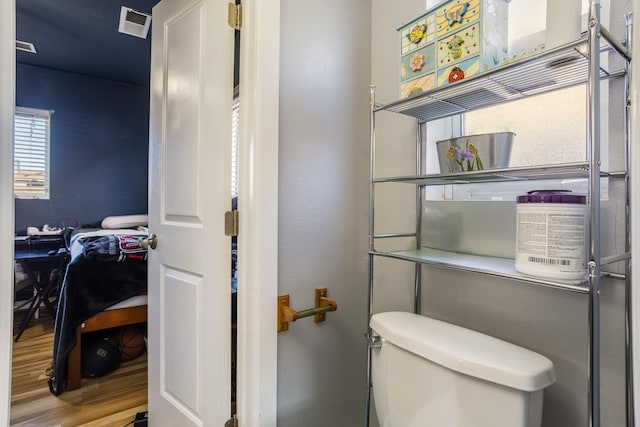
top-left (370, 312), bottom-right (556, 427)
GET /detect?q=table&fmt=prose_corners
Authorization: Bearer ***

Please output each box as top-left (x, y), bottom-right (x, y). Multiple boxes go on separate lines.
top-left (14, 249), bottom-right (69, 341)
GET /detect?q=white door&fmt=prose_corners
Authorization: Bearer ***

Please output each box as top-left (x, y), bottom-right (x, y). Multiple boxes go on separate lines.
top-left (147, 0), bottom-right (234, 425)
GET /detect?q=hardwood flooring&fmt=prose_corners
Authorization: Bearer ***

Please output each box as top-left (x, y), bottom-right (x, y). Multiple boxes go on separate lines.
top-left (10, 310), bottom-right (148, 427)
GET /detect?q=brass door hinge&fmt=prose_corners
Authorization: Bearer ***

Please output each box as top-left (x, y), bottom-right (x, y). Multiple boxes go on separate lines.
top-left (225, 415), bottom-right (239, 427)
top-left (227, 3), bottom-right (242, 30)
top-left (225, 210), bottom-right (239, 237)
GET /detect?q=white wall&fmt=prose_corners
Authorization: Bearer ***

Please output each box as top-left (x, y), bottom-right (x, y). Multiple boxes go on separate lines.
top-left (370, 1), bottom-right (632, 426)
top-left (276, 0), bottom-right (372, 425)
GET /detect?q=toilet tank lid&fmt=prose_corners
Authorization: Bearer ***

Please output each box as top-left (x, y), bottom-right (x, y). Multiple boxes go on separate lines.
top-left (370, 312), bottom-right (556, 392)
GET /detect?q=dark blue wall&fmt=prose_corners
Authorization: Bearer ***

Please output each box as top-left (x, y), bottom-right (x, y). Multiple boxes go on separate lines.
top-left (15, 64), bottom-right (149, 234)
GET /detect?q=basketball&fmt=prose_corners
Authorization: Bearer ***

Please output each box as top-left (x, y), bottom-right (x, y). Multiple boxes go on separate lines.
top-left (81, 332), bottom-right (121, 377)
top-left (115, 324), bottom-right (147, 362)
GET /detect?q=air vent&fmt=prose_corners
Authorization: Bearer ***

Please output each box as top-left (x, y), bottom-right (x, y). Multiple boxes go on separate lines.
top-left (16, 40), bottom-right (36, 54)
top-left (118, 6), bottom-right (152, 39)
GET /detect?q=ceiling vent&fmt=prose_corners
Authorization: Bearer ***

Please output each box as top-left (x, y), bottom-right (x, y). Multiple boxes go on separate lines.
top-left (118, 6), bottom-right (152, 39)
top-left (16, 40), bottom-right (37, 54)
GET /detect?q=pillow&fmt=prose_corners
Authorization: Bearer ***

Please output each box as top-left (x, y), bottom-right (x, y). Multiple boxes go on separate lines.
top-left (101, 214), bottom-right (148, 229)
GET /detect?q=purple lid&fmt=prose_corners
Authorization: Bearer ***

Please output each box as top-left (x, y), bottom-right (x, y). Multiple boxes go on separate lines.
top-left (517, 190), bottom-right (586, 204)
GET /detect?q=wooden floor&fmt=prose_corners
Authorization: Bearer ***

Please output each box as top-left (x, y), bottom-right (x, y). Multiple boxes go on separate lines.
top-left (10, 310), bottom-right (148, 427)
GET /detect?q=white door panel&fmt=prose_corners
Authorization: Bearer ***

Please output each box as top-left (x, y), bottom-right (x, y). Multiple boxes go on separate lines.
top-left (160, 268), bottom-right (201, 416)
top-left (148, 0), bottom-right (234, 425)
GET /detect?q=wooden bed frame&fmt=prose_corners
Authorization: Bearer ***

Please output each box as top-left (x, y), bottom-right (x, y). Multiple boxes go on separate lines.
top-left (67, 304), bottom-right (147, 390)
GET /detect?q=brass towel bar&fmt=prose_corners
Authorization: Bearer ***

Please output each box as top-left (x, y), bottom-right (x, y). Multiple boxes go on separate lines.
top-left (278, 288), bottom-right (337, 332)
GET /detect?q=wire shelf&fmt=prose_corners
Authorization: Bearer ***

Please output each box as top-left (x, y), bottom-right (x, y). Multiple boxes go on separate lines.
top-left (376, 38), bottom-right (626, 122)
top-left (373, 162), bottom-right (592, 185)
top-left (371, 248), bottom-right (589, 293)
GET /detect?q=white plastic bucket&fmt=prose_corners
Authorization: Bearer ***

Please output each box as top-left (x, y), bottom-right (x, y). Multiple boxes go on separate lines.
top-left (515, 190), bottom-right (587, 280)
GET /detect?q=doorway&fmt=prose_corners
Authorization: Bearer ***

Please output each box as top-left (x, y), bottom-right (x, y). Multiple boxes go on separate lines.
top-left (10, 2), bottom-right (238, 422)
top-left (11, 1), bottom-right (157, 422)
top-left (2, 0), bottom-right (279, 424)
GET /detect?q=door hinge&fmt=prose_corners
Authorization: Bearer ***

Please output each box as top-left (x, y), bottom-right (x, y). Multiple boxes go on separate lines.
top-left (227, 3), bottom-right (242, 30)
top-left (225, 415), bottom-right (239, 427)
top-left (225, 210), bottom-right (239, 237)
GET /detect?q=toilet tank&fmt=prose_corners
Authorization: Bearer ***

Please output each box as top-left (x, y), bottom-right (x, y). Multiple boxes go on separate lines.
top-left (370, 312), bottom-right (556, 427)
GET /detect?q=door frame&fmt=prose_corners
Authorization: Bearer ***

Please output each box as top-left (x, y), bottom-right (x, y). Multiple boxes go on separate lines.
top-left (0, 0), bottom-right (15, 425)
top-left (235, 0), bottom-right (279, 424)
top-left (0, 0), bottom-right (279, 424)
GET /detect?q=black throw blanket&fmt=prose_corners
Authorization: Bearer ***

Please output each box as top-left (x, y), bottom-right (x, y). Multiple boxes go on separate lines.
top-left (48, 234), bottom-right (147, 395)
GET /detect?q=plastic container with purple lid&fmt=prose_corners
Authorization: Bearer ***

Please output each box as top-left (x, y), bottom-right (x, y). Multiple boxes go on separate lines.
top-left (515, 190), bottom-right (587, 280)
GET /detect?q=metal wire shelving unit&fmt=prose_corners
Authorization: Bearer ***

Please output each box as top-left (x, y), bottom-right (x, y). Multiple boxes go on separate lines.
top-left (365, 5), bottom-right (632, 427)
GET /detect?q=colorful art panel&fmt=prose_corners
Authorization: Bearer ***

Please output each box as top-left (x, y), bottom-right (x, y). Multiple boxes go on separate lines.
top-left (435, 0), bottom-right (480, 38)
top-left (436, 56), bottom-right (480, 87)
top-left (436, 24), bottom-right (480, 67)
top-left (400, 44), bottom-right (435, 83)
top-left (400, 13), bottom-right (436, 55)
top-left (400, 73), bottom-right (436, 99)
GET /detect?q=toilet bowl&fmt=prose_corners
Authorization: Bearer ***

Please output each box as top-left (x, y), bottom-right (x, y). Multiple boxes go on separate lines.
top-left (370, 312), bottom-right (556, 427)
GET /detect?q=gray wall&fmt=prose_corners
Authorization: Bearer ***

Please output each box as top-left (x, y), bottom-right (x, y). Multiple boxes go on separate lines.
top-left (277, 0), bottom-right (372, 425)
top-left (371, 1), bottom-right (631, 427)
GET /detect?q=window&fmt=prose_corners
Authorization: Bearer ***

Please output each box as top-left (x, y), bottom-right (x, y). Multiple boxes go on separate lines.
top-left (14, 107), bottom-right (51, 199)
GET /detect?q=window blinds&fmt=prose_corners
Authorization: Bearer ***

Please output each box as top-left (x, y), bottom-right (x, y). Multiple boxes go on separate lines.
top-left (14, 107), bottom-right (50, 199)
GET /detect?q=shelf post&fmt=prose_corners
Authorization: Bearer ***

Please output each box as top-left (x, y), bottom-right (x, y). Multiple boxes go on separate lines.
top-left (587, 1), bottom-right (602, 426)
top-left (414, 120), bottom-right (424, 314)
top-left (624, 11), bottom-right (634, 427)
top-left (365, 84), bottom-right (376, 427)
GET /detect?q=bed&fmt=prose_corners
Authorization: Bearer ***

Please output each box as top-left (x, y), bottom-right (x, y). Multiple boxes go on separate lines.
top-left (48, 226), bottom-right (148, 396)
top-left (66, 296), bottom-right (148, 390)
